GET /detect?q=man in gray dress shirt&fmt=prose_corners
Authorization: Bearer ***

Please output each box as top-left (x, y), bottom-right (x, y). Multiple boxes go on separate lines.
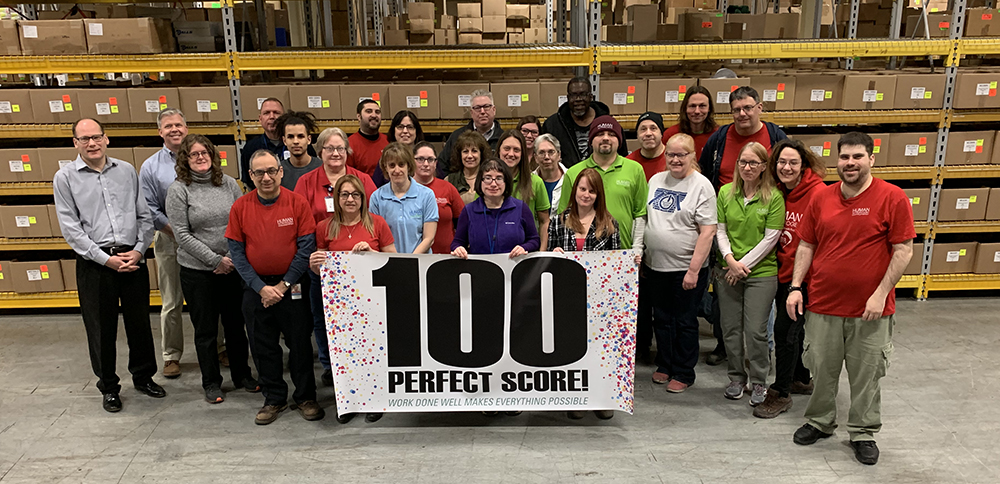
top-left (53, 118), bottom-right (166, 413)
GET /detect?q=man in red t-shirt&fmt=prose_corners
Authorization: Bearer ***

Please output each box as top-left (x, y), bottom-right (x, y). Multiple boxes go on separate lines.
top-left (347, 99), bottom-right (388, 176)
top-left (627, 111), bottom-right (667, 181)
top-left (786, 132), bottom-right (915, 466)
top-left (226, 150), bottom-right (324, 426)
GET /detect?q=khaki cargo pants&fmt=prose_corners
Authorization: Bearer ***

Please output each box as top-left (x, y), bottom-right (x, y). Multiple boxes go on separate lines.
top-left (802, 311), bottom-right (894, 442)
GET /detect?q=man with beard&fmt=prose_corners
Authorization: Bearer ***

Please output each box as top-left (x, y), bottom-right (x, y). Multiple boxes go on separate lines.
top-left (241, 98), bottom-right (316, 189)
top-left (699, 86), bottom-right (786, 189)
top-left (347, 99), bottom-right (388, 176)
top-left (542, 77), bottom-right (628, 167)
top-left (438, 89), bottom-right (503, 177)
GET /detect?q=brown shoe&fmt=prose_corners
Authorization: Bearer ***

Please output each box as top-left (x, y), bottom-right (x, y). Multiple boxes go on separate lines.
top-left (753, 388), bottom-right (793, 419)
top-left (791, 380), bottom-right (814, 395)
top-left (163, 360), bottom-right (181, 379)
top-left (218, 350), bottom-right (229, 368)
top-left (295, 400), bottom-right (325, 421)
top-left (254, 404), bottom-right (287, 425)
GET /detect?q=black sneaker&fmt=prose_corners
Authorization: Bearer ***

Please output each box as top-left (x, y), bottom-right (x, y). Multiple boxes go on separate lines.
top-left (706, 348), bottom-right (727, 366)
top-left (336, 412), bottom-right (355, 424)
top-left (365, 412), bottom-right (383, 423)
top-left (851, 441), bottom-right (879, 465)
top-left (102, 393), bottom-right (122, 413)
top-left (793, 423), bottom-right (833, 445)
top-left (321, 369), bottom-right (334, 387)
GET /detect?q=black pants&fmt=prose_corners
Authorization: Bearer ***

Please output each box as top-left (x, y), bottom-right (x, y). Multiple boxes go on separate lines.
top-left (636, 267), bottom-right (654, 355)
top-left (242, 276), bottom-right (316, 406)
top-left (771, 281), bottom-right (811, 396)
top-left (179, 267), bottom-right (253, 390)
top-left (76, 255), bottom-right (157, 394)
top-left (649, 266), bottom-right (709, 385)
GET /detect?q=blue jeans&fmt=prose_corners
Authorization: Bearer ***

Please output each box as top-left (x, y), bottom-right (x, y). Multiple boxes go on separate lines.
top-left (308, 270), bottom-right (331, 371)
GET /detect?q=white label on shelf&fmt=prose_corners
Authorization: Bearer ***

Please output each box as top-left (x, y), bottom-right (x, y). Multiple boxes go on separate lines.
top-left (613, 92), bottom-right (627, 105)
top-left (507, 94), bottom-right (522, 107)
top-left (963, 140), bottom-right (978, 152)
top-left (88, 22), bottom-right (104, 36)
top-left (406, 96), bottom-right (421, 109)
top-left (910, 87), bottom-right (926, 100)
top-left (458, 94), bottom-right (472, 107)
top-left (905, 144), bottom-right (920, 156)
top-left (145, 100), bottom-right (160, 113)
top-left (196, 100), bottom-right (212, 113)
top-left (862, 90), bottom-right (878, 102)
top-left (994, 251), bottom-right (1000, 263)
top-left (307, 96), bottom-right (323, 108)
top-left (762, 89), bottom-right (777, 102)
top-left (9, 160), bottom-right (24, 172)
top-left (22, 25), bottom-right (37, 38)
top-left (15, 215), bottom-right (30, 227)
top-left (715, 91), bottom-right (730, 104)
top-left (256, 97), bottom-right (266, 110)
top-left (95, 102), bottom-right (111, 116)
top-left (956, 198), bottom-right (971, 210)
top-left (58, 160), bottom-right (72, 169)
top-left (809, 146), bottom-right (823, 157)
top-left (0, 101), bottom-right (11, 113)
top-left (810, 89), bottom-right (825, 102)
top-left (55, 74), bottom-right (67, 87)
top-left (664, 91), bottom-right (679, 103)
top-left (976, 83), bottom-right (991, 96)
top-left (26, 269), bottom-right (41, 281)
top-left (557, 95), bottom-right (568, 106)
top-left (48, 100), bottom-right (64, 113)
top-left (946, 250), bottom-right (961, 262)
top-left (105, 72), bottom-right (116, 80)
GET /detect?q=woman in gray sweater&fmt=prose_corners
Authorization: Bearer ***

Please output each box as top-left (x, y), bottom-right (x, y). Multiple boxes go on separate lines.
top-left (166, 134), bottom-right (258, 404)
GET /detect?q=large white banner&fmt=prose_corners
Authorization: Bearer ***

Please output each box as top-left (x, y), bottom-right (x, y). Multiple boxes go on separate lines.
top-left (321, 250), bottom-right (638, 416)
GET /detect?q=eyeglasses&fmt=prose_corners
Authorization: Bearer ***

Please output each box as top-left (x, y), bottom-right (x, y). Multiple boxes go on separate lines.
top-left (776, 159), bottom-right (802, 167)
top-left (482, 176), bottom-right (504, 185)
top-left (731, 104), bottom-right (760, 115)
top-left (414, 156), bottom-right (437, 164)
top-left (250, 167), bottom-right (280, 178)
top-left (665, 152), bottom-right (692, 160)
top-left (470, 104), bottom-right (494, 112)
top-left (567, 92), bottom-right (591, 100)
top-left (737, 160), bottom-right (764, 168)
top-left (188, 150), bottom-right (210, 159)
top-left (536, 149), bottom-right (558, 158)
top-left (74, 134), bottom-right (105, 143)
top-left (520, 128), bottom-right (539, 136)
top-left (322, 146), bottom-right (347, 154)
top-left (339, 191), bottom-right (362, 200)
top-left (395, 124), bottom-right (415, 131)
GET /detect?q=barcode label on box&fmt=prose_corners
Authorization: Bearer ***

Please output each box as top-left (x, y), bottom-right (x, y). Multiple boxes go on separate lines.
top-left (809, 146), bottom-right (823, 157)
top-left (665, 91), bottom-right (679, 103)
top-left (613, 93), bottom-right (627, 105)
top-left (96, 103), bottom-right (111, 116)
top-left (22, 25), bottom-right (37, 38)
top-left (994, 251), bottom-right (1000, 263)
top-left (977, 83), bottom-right (991, 96)
top-left (49, 100), bottom-right (64, 113)
top-left (9, 160), bottom-right (23, 172)
top-left (964, 140), bottom-right (978, 152)
top-left (256, 98), bottom-right (266, 110)
top-left (911, 87), bottom-right (926, 100)
top-left (762, 90), bottom-right (777, 102)
top-left (0, 102), bottom-right (11, 114)
top-left (15, 215), bottom-right (30, 227)
top-left (458, 95), bottom-right (472, 107)
top-left (307, 96), bottom-right (323, 108)
top-left (557, 95), bottom-right (567, 106)
top-left (146, 100), bottom-right (160, 113)
top-left (196, 100), bottom-right (212, 113)
top-left (947, 251), bottom-right (960, 262)
top-left (862, 90), bottom-right (878, 102)
top-left (715, 91), bottom-right (730, 104)
top-left (810, 89), bottom-right (825, 102)
top-left (507, 94), bottom-right (522, 107)
top-left (905, 144), bottom-right (919, 156)
top-left (89, 23), bottom-right (104, 36)
top-left (956, 198), bottom-right (971, 210)
top-left (26, 269), bottom-right (41, 281)
top-left (58, 160), bottom-right (72, 168)
top-left (407, 96), bottom-right (421, 108)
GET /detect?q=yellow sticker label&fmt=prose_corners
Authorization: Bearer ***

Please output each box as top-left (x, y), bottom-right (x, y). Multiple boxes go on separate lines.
top-left (110, 105), bottom-right (119, 113)
top-left (992, 81), bottom-right (998, 89)
top-left (627, 95), bottom-right (634, 104)
top-left (959, 249), bottom-right (967, 256)
top-left (873, 146), bottom-right (880, 154)
top-left (970, 195), bottom-right (978, 203)
top-left (23, 163), bottom-right (31, 171)
top-left (28, 216), bottom-right (36, 224)
top-left (977, 139), bottom-right (985, 146)
top-left (210, 102), bottom-right (218, 111)
top-left (0, 273), bottom-right (4, 279)
top-left (924, 91), bottom-right (933, 99)
top-left (65, 103), bottom-right (72, 111)
top-left (160, 103), bottom-right (167, 110)
top-left (931, 7), bottom-right (939, 11)
top-left (822, 149), bottom-right (831, 156)
top-left (221, 160), bottom-right (228, 166)
top-left (876, 93), bottom-right (884, 101)
top-left (824, 91), bottom-right (832, 99)
top-left (776, 92), bottom-right (784, 100)
top-left (521, 94), bottom-right (529, 101)
top-left (913, 197), bottom-right (921, 204)
top-left (919, 145), bottom-right (927, 153)
top-left (420, 99), bottom-right (428, 107)
top-left (678, 93), bottom-right (686, 100)
top-left (322, 100), bottom-right (330, 108)
top-left (41, 272), bottom-right (49, 279)
top-left (11, 104), bottom-right (19, 112)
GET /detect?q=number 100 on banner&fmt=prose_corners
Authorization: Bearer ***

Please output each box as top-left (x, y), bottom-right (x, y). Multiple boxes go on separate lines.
top-left (321, 251), bottom-right (639, 416)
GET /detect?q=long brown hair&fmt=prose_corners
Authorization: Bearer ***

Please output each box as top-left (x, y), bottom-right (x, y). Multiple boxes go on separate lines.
top-left (176, 134), bottom-right (223, 186)
top-left (449, 130), bottom-right (490, 173)
top-left (730, 142), bottom-right (776, 204)
top-left (565, 168), bottom-right (615, 239)
top-left (678, 85), bottom-right (718, 135)
top-left (326, 175), bottom-right (374, 240)
top-left (496, 129), bottom-right (533, 202)
top-left (768, 138), bottom-right (824, 182)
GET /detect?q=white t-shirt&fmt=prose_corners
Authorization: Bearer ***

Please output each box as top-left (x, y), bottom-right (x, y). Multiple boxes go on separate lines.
top-left (642, 170), bottom-right (717, 272)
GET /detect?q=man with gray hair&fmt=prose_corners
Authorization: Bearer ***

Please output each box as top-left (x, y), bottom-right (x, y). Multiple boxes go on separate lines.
top-left (438, 89), bottom-right (503, 177)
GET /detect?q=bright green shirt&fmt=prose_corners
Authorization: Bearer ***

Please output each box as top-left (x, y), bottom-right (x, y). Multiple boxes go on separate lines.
top-left (716, 183), bottom-right (785, 278)
top-left (512, 171), bottom-right (551, 227)
top-left (557, 155), bottom-right (648, 248)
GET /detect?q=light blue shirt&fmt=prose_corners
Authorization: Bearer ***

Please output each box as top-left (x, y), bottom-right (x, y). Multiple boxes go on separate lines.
top-left (138, 145), bottom-right (177, 231)
top-left (369, 178), bottom-right (439, 254)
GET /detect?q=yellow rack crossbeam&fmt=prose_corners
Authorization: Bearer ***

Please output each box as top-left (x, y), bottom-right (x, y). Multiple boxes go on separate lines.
top-left (925, 273), bottom-right (1000, 291)
top-left (597, 39), bottom-right (954, 64)
top-left (0, 54), bottom-right (229, 74)
top-left (933, 221), bottom-right (1000, 234)
top-left (0, 123), bottom-right (238, 139)
top-left (0, 182), bottom-right (53, 196)
top-left (234, 46), bottom-right (592, 71)
top-left (0, 237), bottom-right (70, 250)
top-left (0, 290), bottom-right (162, 309)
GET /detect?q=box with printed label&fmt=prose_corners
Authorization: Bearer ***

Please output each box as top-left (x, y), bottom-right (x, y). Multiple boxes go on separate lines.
top-left (954, 72), bottom-right (1000, 109)
top-left (683, 11), bottom-right (725, 41)
top-left (986, 187), bottom-right (1000, 219)
top-left (456, 3), bottom-right (481, 18)
top-left (10, 260), bottom-right (64, 293)
top-left (887, 132), bottom-right (935, 166)
top-left (215, 144), bottom-right (240, 181)
top-left (842, 74), bottom-right (896, 110)
top-left (793, 73), bottom-right (844, 110)
top-left (78, 89), bottom-right (132, 124)
top-left (0, 148), bottom-right (42, 183)
top-left (240, 85), bottom-right (290, 121)
top-left (0, 205), bottom-right (52, 237)
top-left (147, 258), bottom-right (158, 290)
top-left (647, 78), bottom-right (699, 115)
top-left (930, 242), bottom-right (978, 274)
top-left (893, 74), bottom-right (946, 109)
top-left (945, 130), bottom-right (994, 165)
top-left (598, 79), bottom-right (647, 116)
top-left (18, 20), bottom-right (87, 55)
top-left (435, 29), bottom-right (458, 45)
top-left (0, 20), bottom-right (20, 55)
top-left (107, 148), bottom-right (136, 168)
top-left (458, 32), bottom-right (482, 44)
top-left (60, 259), bottom-right (77, 291)
top-left (458, 17), bottom-right (483, 32)
top-left (489, 82), bottom-right (541, 119)
top-left (539, 81), bottom-right (569, 117)
top-left (482, 16), bottom-right (505, 33)
top-left (38, 148), bottom-right (88, 179)
top-left (904, 242), bottom-right (924, 275)
top-left (867, 133), bottom-right (891, 164)
top-left (965, 7), bottom-right (1000, 36)
top-left (903, 188), bottom-right (931, 221)
top-left (133, 147), bottom-right (161, 172)
top-left (439, 83), bottom-right (490, 119)
top-left (176, 86), bottom-right (233, 123)
top-left (0, 260), bottom-right (12, 292)
top-left (698, 77), bottom-right (750, 110)
top-left (340, 85), bottom-right (391, 116)
top-left (28, 89), bottom-right (80, 124)
top-left (288, 85), bottom-right (342, 120)
top-left (937, 187), bottom-right (990, 221)
top-left (750, 76), bottom-right (795, 111)
top-left (46, 204), bottom-right (61, 237)
top-left (0, 89), bottom-right (33, 124)
top-left (127, 88), bottom-right (181, 123)
top-left (973, 242), bottom-right (1000, 273)
top-left (389, 84), bottom-right (441, 120)
top-left (83, 18), bottom-right (176, 54)
top-left (790, 134), bottom-right (840, 169)
top-left (482, 0), bottom-right (506, 16)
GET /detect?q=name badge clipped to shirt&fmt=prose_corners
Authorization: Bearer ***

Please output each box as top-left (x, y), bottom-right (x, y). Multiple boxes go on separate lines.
top-left (325, 196), bottom-right (336, 212)
top-left (290, 284), bottom-right (302, 300)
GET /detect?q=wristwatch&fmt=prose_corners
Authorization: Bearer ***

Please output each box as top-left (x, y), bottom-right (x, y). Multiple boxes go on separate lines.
top-left (788, 286), bottom-right (802, 292)
top-left (282, 281), bottom-right (291, 289)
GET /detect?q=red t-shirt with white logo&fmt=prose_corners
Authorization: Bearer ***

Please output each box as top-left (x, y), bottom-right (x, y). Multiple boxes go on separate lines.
top-left (797, 178), bottom-right (916, 318)
top-left (225, 188), bottom-right (316, 276)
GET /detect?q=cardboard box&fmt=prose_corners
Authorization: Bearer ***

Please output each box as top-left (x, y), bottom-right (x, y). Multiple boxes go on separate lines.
top-left (0, 260), bottom-right (13, 293)
top-left (458, 32), bottom-right (482, 44)
top-left (605, 25), bottom-right (628, 42)
top-left (28, 89), bottom-right (80, 124)
top-left (0, 148), bottom-right (42, 183)
top-left (657, 23), bottom-right (680, 40)
top-left (83, 18), bottom-right (175, 54)
top-left (46, 204), bottom-right (60, 237)
top-left (0, 20), bottom-right (20, 55)
top-left (647, 78), bottom-right (698, 115)
top-left (240, 85), bottom-right (290, 121)
top-left (0, 89), bottom-right (33, 125)
top-left (699, 77), bottom-right (750, 109)
top-left (683, 11), bottom-right (725, 41)
top-left (340, 85), bottom-right (391, 116)
top-left (987, 187), bottom-right (1000, 219)
top-left (148, 258), bottom-right (158, 290)
top-left (289, 85), bottom-right (342, 120)
top-left (385, 29), bottom-right (408, 45)
top-left (77, 89), bottom-right (132, 124)
top-left (599, 79), bottom-right (647, 116)
top-left (905, 13), bottom-right (952, 37)
top-left (410, 32), bottom-right (435, 45)
top-left (627, 4), bottom-right (659, 42)
top-left (60, 259), bottom-right (77, 291)
top-left (930, 242), bottom-right (978, 274)
top-left (869, 133), bottom-right (891, 163)
top-left (728, 12), bottom-right (800, 39)
top-left (176, 86), bottom-right (233, 123)
top-left (410, 18), bottom-right (436, 34)
top-left (440, 14), bottom-right (456, 29)
top-left (18, 20), bottom-right (87, 55)
top-left (38, 147), bottom-right (81, 180)
top-left (904, 242), bottom-right (924, 275)
top-left (457, 3), bottom-right (481, 17)
top-left (482, 0), bottom-right (505, 16)
top-left (792, 133), bottom-right (841, 169)
top-left (539, 80), bottom-right (569, 116)
top-left (409, 2), bottom-right (435, 19)
top-left (888, 132), bottom-right (936, 166)
top-left (127, 87), bottom-right (181, 123)
top-left (439, 83), bottom-right (490, 119)
top-left (10, 260), bottom-right (64, 293)
top-left (0, 205), bottom-right (53, 238)
top-left (750, 76), bottom-right (795, 112)
top-left (973, 242), bottom-right (1000, 273)
top-left (954, 72), bottom-right (1000, 109)
top-left (903, 188), bottom-right (931, 221)
top-left (459, 17), bottom-right (483, 32)
top-left (489, 82), bottom-right (541, 118)
top-left (216, 145), bottom-right (240, 180)
top-left (842, 74), bottom-right (897, 110)
top-left (523, 27), bottom-right (547, 43)
top-left (893, 74), bottom-right (946, 109)
top-left (945, 130), bottom-right (994, 165)
top-left (937, 188), bottom-right (990, 221)
top-left (483, 16), bottom-right (506, 33)
top-left (133, 147), bottom-right (161, 172)
top-left (793, 73), bottom-right (844, 110)
top-left (435, 29), bottom-right (458, 44)
top-left (389, 84), bottom-right (441, 120)
top-left (507, 5), bottom-right (530, 18)
top-left (965, 7), bottom-right (1000, 36)
top-left (530, 5), bottom-right (547, 21)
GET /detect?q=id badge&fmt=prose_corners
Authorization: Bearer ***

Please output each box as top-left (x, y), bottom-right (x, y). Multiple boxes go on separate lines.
top-left (325, 196), bottom-right (335, 212)
top-left (290, 284), bottom-right (302, 300)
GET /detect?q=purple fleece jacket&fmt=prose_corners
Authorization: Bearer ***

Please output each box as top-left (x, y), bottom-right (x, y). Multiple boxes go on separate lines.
top-left (451, 196), bottom-right (540, 254)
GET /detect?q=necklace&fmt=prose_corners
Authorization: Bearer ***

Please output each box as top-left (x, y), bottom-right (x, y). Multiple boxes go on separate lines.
top-left (343, 220), bottom-right (360, 239)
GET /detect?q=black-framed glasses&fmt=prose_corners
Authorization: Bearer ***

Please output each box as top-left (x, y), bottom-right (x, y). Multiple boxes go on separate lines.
top-left (188, 150), bottom-right (210, 159)
top-left (322, 146), bottom-right (347, 154)
top-left (471, 104), bottom-right (494, 112)
top-left (414, 156), bottom-right (437, 164)
top-left (75, 134), bottom-right (105, 143)
top-left (737, 160), bottom-right (764, 168)
top-left (339, 191), bottom-right (362, 200)
top-left (250, 167), bottom-right (280, 178)
top-left (731, 104), bottom-right (760, 115)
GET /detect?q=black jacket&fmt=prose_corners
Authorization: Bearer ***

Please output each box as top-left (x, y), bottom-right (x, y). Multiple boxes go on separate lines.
top-left (438, 119), bottom-right (503, 178)
top-left (698, 122), bottom-right (787, 188)
top-left (540, 100), bottom-right (627, 168)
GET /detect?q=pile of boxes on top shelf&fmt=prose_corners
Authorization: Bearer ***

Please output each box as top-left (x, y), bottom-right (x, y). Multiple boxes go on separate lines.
top-left (384, 0), bottom-right (548, 45)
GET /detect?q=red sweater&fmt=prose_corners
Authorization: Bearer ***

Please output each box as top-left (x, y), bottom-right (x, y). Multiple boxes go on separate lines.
top-left (776, 168), bottom-right (826, 284)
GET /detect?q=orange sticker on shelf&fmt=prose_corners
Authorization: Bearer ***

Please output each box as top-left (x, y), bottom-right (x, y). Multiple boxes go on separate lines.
top-left (372, 93), bottom-right (380, 101)
top-left (420, 91), bottom-right (427, 98)
top-left (219, 151), bottom-right (227, 158)
top-left (823, 141), bottom-right (831, 149)
top-left (977, 145), bottom-right (984, 153)
top-left (61, 94), bottom-right (70, 102)
top-left (777, 83), bottom-right (785, 90)
top-left (983, 13), bottom-right (993, 20)
top-left (730, 85), bottom-right (738, 92)
top-left (627, 86), bottom-right (635, 94)
top-left (874, 138), bottom-right (881, 146)
top-left (939, 21), bottom-right (949, 29)
top-left (992, 89), bottom-right (998, 97)
top-left (159, 95), bottom-right (167, 103)
top-left (702, 21), bottom-right (712, 28)
top-left (919, 137), bottom-right (927, 144)
top-left (109, 97), bottom-right (117, 105)
top-left (39, 264), bottom-right (48, 272)
top-left (21, 154), bottom-right (29, 162)
top-left (678, 85), bottom-right (686, 93)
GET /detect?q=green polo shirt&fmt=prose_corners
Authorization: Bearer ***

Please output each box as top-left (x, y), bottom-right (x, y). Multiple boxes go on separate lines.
top-left (716, 183), bottom-right (785, 278)
top-left (557, 154), bottom-right (648, 248)
top-left (512, 171), bottom-right (551, 227)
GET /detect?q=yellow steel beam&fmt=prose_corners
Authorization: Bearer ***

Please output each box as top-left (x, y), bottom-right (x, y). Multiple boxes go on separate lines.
top-left (823, 166), bottom-right (937, 182)
top-left (0, 237), bottom-right (70, 251)
top-left (940, 165), bottom-right (1000, 179)
top-left (0, 182), bottom-right (54, 196)
top-left (764, 109), bottom-right (944, 126)
top-left (597, 40), bottom-right (953, 63)
top-left (914, 221), bottom-right (932, 236)
top-left (242, 118), bottom-right (528, 135)
top-left (0, 54), bottom-right (228, 75)
top-left (0, 123), bottom-right (237, 139)
top-left (956, 38), bottom-right (1000, 57)
top-left (925, 273), bottom-right (1000, 291)
top-left (0, 290), bottom-right (162, 309)
top-left (932, 221), bottom-right (1000, 234)
top-left (950, 109), bottom-right (1000, 124)
top-left (896, 275), bottom-right (923, 289)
